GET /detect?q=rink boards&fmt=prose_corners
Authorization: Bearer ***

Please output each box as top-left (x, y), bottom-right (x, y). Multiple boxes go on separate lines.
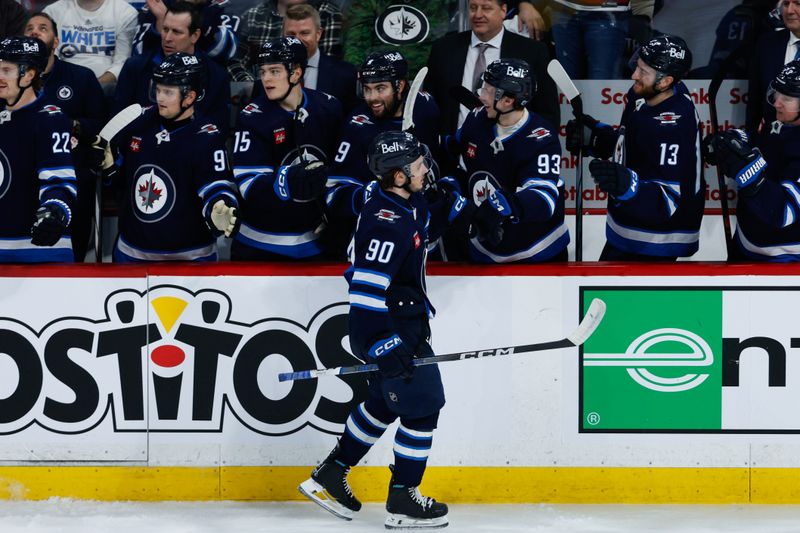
top-left (0, 263), bottom-right (800, 502)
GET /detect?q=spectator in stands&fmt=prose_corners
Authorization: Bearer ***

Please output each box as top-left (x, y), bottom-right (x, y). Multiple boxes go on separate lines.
top-left (25, 12), bottom-right (107, 262)
top-left (250, 4), bottom-right (356, 110)
top-left (113, 1), bottom-right (231, 131)
top-left (425, 0), bottom-right (559, 134)
top-left (508, 0), bottom-right (655, 79)
top-left (228, 0), bottom-right (342, 83)
top-left (341, 1), bottom-right (458, 76)
top-left (1, 0), bottom-right (28, 38)
top-left (131, 0), bottom-right (238, 67)
top-left (747, 0), bottom-right (800, 135)
top-left (44, 0), bottom-right (138, 93)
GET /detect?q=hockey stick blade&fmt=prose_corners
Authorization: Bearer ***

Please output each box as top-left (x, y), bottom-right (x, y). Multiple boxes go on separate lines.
top-left (402, 67), bottom-right (428, 132)
top-left (546, 60), bottom-right (580, 103)
top-left (449, 85), bottom-right (482, 110)
top-left (278, 298), bottom-right (607, 382)
top-left (100, 104), bottom-right (142, 142)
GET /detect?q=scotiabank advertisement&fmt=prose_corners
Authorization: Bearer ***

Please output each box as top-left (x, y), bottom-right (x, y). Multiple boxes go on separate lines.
top-left (560, 80), bottom-right (747, 210)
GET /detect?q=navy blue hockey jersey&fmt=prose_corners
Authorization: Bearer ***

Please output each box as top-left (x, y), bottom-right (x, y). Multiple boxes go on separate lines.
top-left (456, 108), bottom-right (568, 263)
top-left (132, 0), bottom-right (237, 65)
top-left (0, 97), bottom-right (77, 262)
top-left (113, 107), bottom-right (237, 261)
top-left (604, 83), bottom-right (705, 257)
top-left (735, 122), bottom-right (800, 261)
top-left (231, 89), bottom-right (342, 258)
top-left (346, 182), bottom-right (450, 356)
top-left (41, 58), bottom-right (107, 142)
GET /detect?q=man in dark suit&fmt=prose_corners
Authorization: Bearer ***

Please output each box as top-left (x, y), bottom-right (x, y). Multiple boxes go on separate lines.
top-left (425, 0), bottom-right (559, 135)
top-left (250, 3), bottom-right (357, 111)
top-left (747, 0), bottom-right (800, 135)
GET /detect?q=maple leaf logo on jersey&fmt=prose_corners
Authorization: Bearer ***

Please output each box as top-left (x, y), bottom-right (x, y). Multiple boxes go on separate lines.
top-left (375, 209), bottom-right (400, 223)
top-left (466, 143), bottom-right (477, 159)
top-left (129, 137), bottom-right (142, 153)
top-left (39, 105), bottom-right (63, 115)
top-left (198, 124), bottom-right (219, 135)
top-left (138, 178), bottom-right (163, 209)
top-left (351, 114), bottom-right (373, 126)
top-left (527, 127), bottom-right (551, 140)
top-left (654, 112), bottom-right (681, 125)
top-left (242, 103), bottom-right (262, 115)
top-left (274, 128), bottom-right (286, 144)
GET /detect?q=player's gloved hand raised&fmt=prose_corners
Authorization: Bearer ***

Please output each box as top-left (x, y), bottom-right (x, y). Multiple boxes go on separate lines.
top-left (369, 334), bottom-right (415, 379)
top-left (704, 129), bottom-right (767, 193)
top-left (589, 160), bottom-right (639, 201)
top-left (445, 192), bottom-right (476, 235)
top-left (31, 202), bottom-right (70, 246)
top-left (565, 113), bottom-right (599, 155)
top-left (275, 161), bottom-right (329, 202)
top-left (472, 200), bottom-right (505, 246)
top-left (210, 198), bottom-right (239, 237)
top-left (89, 135), bottom-right (114, 172)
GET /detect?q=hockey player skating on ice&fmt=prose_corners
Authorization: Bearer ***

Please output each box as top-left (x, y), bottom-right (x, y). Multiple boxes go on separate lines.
top-left (91, 52), bottom-right (239, 261)
top-left (299, 131), bottom-right (477, 530)
top-left (0, 36), bottom-right (77, 262)
top-left (230, 36), bottom-right (341, 260)
top-left (450, 57), bottom-right (569, 263)
top-left (704, 61), bottom-right (800, 261)
top-left (566, 35), bottom-right (705, 261)
top-left (325, 50), bottom-right (441, 258)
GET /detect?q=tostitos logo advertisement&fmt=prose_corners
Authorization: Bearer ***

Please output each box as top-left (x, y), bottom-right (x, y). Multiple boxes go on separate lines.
top-left (0, 284), bottom-right (365, 437)
top-left (580, 287), bottom-right (800, 433)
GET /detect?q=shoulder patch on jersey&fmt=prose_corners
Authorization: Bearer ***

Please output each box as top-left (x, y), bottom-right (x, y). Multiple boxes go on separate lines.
top-left (413, 231), bottom-right (421, 249)
top-left (273, 127), bottom-right (286, 144)
top-left (197, 123), bottom-right (220, 135)
top-left (242, 103), bottom-right (262, 115)
top-left (653, 112), bottom-right (681, 125)
top-left (57, 85), bottom-right (73, 100)
top-left (466, 142), bottom-right (477, 159)
top-left (527, 127), bottom-right (551, 140)
top-left (375, 208), bottom-right (401, 223)
top-left (351, 114), bottom-right (373, 126)
top-left (129, 136), bottom-right (142, 152)
top-left (39, 104), bottom-right (63, 115)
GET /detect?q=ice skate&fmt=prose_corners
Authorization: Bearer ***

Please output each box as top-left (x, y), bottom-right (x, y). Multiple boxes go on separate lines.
top-left (384, 469), bottom-right (448, 529)
top-left (299, 451), bottom-right (361, 521)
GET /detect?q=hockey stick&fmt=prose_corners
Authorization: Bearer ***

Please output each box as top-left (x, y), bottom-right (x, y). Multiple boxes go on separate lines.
top-left (402, 66), bottom-right (428, 132)
top-left (708, 45), bottom-right (748, 259)
top-left (449, 85), bottom-right (482, 111)
top-left (547, 60), bottom-right (584, 261)
top-left (94, 104), bottom-right (142, 262)
top-left (278, 298), bottom-right (606, 382)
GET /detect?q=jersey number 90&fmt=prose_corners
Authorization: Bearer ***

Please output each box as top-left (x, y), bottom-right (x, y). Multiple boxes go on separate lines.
top-left (365, 239), bottom-right (394, 263)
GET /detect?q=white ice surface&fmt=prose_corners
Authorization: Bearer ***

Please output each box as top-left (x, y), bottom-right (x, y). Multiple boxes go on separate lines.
top-left (1, 501), bottom-right (800, 533)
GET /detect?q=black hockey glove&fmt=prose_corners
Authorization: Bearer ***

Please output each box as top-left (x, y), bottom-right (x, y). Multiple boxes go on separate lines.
top-left (565, 114), bottom-right (616, 158)
top-left (446, 192), bottom-right (477, 235)
top-left (89, 135), bottom-right (114, 173)
top-left (369, 334), bottom-right (415, 379)
top-left (274, 161), bottom-right (329, 202)
top-left (704, 129), bottom-right (767, 193)
top-left (31, 202), bottom-right (70, 246)
top-left (589, 160), bottom-right (639, 201)
top-left (472, 200), bottom-right (505, 246)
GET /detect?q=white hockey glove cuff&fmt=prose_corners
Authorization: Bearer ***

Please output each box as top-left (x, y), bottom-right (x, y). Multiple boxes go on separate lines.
top-left (211, 199), bottom-right (238, 237)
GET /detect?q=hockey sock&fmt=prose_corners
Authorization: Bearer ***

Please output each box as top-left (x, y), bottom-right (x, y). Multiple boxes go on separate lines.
top-left (338, 401), bottom-right (394, 466)
top-left (391, 422), bottom-right (435, 487)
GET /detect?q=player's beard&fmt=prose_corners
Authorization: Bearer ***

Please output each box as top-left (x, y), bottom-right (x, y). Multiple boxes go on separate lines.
top-left (366, 93), bottom-right (398, 119)
top-left (632, 80), bottom-right (658, 100)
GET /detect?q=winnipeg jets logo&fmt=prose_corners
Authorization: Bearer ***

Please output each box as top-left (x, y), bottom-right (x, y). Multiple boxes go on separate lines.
top-left (39, 105), bottom-right (63, 115)
top-left (280, 144), bottom-right (326, 167)
top-left (132, 165), bottom-right (176, 223)
top-left (57, 85), bottom-right (73, 100)
top-left (198, 124), bottom-right (219, 135)
top-left (527, 127), bottom-right (551, 140)
top-left (350, 114), bottom-right (373, 126)
top-left (242, 103), bottom-right (261, 115)
top-left (469, 171), bottom-right (500, 206)
top-left (375, 5), bottom-right (430, 46)
top-left (654, 112), bottom-right (681, 125)
top-left (375, 209), bottom-right (400, 223)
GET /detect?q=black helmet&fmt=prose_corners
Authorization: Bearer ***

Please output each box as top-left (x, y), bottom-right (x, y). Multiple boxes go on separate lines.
top-left (152, 52), bottom-right (207, 94)
top-left (482, 58), bottom-right (534, 108)
top-left (357, 50), bottom-right (408, 98)
top-left (257, 36), bottom-right (307, 72)
top-left (0, 36), bottom-right (48, 74)
top-left (770, 60), bottom-right (800, 99)
top-left (637, 34), bottom-right (692, 81)
top-left (368, 130), bottom-right (424, 187)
